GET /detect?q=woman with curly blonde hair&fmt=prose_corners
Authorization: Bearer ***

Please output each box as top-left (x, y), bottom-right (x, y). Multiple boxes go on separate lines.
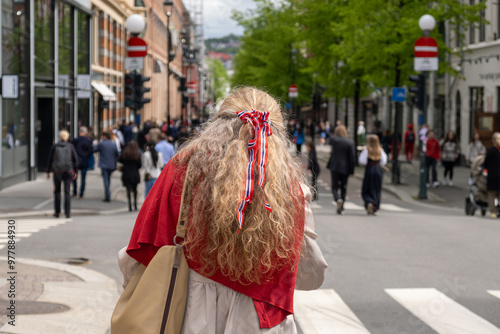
top-left (118, 87), bottom-right (327, 333)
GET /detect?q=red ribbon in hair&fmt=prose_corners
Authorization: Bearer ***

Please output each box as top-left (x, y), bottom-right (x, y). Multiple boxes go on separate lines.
top-left (236, 109), bottom-right (273, 232)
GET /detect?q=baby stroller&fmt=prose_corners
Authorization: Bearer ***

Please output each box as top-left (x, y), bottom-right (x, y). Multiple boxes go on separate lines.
top-left (465, 155), bottom-right (490, 216)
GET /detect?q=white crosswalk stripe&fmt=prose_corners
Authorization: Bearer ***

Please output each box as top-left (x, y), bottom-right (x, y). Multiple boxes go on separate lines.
top-left (385, 288), bottom-right (500, 334)
top-left (295, 288), bottom-right (500, 334)
top-left (295, 289), bottom-right (370, 334)
top-left (488, 290), bottom-right (500, 299)
top-left (0, 219), bottom-right (69, 249)
top-left (330, 201), bottom-right (411, 213)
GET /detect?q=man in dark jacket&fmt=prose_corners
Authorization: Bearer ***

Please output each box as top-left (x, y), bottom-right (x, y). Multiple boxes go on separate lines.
top-left (71, 126), bottom-right (93, 199)
top-left (327, 125), bottom-right (356, 214)
top-left (46, 130), bottom-right (79, 218)
top-left (94, 131), bottom-right (119, 202)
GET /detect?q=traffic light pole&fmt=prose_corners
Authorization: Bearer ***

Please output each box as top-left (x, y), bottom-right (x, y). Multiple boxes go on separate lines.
top-left (418, 73), bottom-right (428, 199)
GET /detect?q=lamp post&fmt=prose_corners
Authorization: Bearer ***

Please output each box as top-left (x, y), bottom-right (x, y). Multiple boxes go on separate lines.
top-left (163, 1), bottom-right (174, 124)
top-left (417, 14), bottom-right (436, 199)
top-left (124, 14), bottom-right (146, 126)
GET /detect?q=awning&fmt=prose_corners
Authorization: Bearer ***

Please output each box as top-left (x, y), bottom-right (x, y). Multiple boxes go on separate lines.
top-left (91, 81), bottom-right (116, 101)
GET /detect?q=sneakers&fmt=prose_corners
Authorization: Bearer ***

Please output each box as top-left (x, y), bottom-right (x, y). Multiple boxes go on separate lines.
top-left (336, 199), bottom-right (344, 214)
top-left (448, 180), bottom-right (453, 187)
top-left (426, 183), bottom-right (430, 188)
top-left (490, 213), bottom-right (497, 219)
top-left (432, 181), bottom-right (440, 188)
top-left (367, 203), bottom-right (374, 215)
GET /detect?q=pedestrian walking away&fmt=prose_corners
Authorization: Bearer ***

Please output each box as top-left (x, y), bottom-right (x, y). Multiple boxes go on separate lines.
top-left (425, 129), bottom-right (440, 188)
top-left (358, 135), bottom-right (387, 215)
top-left (404, 124), bottom-right (415, 162)
top-left (94, 131), bottom-right (119, 202)
top-left (293, 124), bottom-right (305, 155)
top-left (440, 130), bottom-right (460, 186)
top-left (466, 132), bottom-right (486, 167)
top-left (119, 141), bottom-right (142, 212)
top-left (327, 125), bottom-right (356, 214)
top-left (483, 132), bottom-right (500, 218)
top-left (142, 140), bottom-right (163, 198)
top-left (155, 132), bottom-right (175, 167)
top-left (46, 130), bottom-right (79, 218)
top-left (307, 141), bottom-right (320, 201)
top-left (71, 126), bottom-right (93, 199)
top-left (116, 87), bottom-right (327, 333)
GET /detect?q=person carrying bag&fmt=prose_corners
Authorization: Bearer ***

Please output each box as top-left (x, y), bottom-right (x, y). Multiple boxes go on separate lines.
top-left (111, 163), bottom-right (192, 334)
top-left (114, 87), bottom-right (327, 334)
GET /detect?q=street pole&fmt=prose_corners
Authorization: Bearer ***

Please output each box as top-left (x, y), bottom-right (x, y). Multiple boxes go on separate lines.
top-left (418, 73), bottom-right (428, 199)
top-left (392, 101), bottom-right (401, 184)
top-left (166, 15), bottom-right (171, 125)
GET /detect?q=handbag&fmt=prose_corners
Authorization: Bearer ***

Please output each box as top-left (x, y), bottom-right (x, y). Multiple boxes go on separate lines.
top-left (111, 169), bottom-right (192, 334)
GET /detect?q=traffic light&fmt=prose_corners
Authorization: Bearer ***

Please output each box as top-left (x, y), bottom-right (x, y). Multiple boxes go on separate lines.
top-left (134, 74), bottom-right (151, 109)
top-left (124, 72), bottom-right (137, 109)
top-left (408, 74), bottom-right (426, 110)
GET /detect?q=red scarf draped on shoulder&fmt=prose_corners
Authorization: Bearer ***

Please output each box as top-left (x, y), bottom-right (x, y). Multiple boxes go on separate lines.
top-left (127, 159), bottom-right (305, 329)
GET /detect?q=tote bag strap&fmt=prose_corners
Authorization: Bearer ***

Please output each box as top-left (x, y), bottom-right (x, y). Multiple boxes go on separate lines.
top-left (174, 162), bottom-right (192, 245)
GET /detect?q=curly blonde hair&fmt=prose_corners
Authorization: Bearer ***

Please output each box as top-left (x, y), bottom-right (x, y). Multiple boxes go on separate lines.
top-left (175, 87), bottom-right (306, 284)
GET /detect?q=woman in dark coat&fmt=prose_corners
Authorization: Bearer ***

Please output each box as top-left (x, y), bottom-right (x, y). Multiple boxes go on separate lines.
top-left (327, 125), bottom-right (356, 214)
top-left (119, 141), bottom-right (142, 211)
top-left (483, 132), bottom-right (500, 218)
top-left (358, 135), bottom-right (388, 215)
top-left (307, 141), bottom-right (320, 201)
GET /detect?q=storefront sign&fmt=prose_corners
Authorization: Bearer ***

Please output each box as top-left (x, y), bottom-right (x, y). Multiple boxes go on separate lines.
top-left (479, 73), bottom-right (500, 81)
top-left (2, 75), bottom-right (19, 99)
top-left (77, 74), bottom-right (91, 99)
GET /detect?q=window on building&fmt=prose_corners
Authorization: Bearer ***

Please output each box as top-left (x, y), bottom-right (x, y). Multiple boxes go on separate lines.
top-left (78, 11), bottom-right (90, 74)
top-left (2, 0), bottom-right (28, 75)
top-left (470, 0), bottom-right (475, 44)
top-left (34, 0), bottom-right (54, 81)
top-left (479, 0), bottom-right (485, 42)
top-left (470, 87), bottom-right (484, 113)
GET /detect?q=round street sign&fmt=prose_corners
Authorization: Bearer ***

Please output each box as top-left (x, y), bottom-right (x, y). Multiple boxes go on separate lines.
top-left (414, 37), bottom-right (438, 58)
top-left (128, 37), bottom-right (147, 58)
top-left (289, 84), bottom-right (298, 98)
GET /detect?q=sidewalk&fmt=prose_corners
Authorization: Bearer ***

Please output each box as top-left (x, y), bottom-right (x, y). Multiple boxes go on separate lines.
top-left (0, 169), bottom-right (145, 219)
top-left (314, 143), bottom-right (470, 210)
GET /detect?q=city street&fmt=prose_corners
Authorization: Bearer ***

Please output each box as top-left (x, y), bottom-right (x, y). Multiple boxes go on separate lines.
top-left (0, 152), bottom-right (499, 334)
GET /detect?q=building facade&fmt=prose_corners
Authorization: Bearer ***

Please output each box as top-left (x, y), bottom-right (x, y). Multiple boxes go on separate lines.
top-left (1, 0), bottom-right (93, 189)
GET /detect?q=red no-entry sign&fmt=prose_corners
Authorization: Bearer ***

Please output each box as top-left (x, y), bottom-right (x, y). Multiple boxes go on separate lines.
top-left (414, 37), bottom-right (438, 58)
top-left (128, 37), bottom-right (147, 57)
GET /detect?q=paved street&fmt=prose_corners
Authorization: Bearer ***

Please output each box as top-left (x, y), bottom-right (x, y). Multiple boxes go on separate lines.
top-left (0, 148), bottom-right (499, 333)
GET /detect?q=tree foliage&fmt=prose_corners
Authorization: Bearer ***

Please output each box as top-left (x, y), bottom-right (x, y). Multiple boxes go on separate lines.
top-left (231, 0), bottom-right (485, 101)
top-left (231, 0), bottom-right (313, 104)
top-left (206, 58), bottom-right (230, 102)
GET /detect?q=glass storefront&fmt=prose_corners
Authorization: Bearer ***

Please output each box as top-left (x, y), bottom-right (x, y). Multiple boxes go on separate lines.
top-left (1, 0), bottom-right (91, 188)
top-left (2, 0), bottom-right (29, 179)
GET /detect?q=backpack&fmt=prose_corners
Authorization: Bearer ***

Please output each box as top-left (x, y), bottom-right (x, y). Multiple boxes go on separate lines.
top-left (51, 142), bottom-right (72, 172)
top-left (407, 132), bottom-right (415, 144)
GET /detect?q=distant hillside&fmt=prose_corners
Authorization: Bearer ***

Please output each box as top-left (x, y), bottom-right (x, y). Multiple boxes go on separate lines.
top-left (205, 34), bottom-right (240, 55)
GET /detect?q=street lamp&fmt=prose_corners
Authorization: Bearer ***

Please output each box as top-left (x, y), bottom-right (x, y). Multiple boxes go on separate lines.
top-left (417, 14), bottom-right (436, 199)
top-left (163, 1), bottom-right (175, 124)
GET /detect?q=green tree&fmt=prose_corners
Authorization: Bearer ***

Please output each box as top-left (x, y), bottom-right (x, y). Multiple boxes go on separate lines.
top-left (231, 0), bottom-right (313, 105)
top-left (207, 58), bottom-right (230, 102)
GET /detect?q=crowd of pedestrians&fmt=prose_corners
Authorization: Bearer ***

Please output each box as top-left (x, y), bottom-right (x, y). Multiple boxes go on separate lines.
top-left (46, 120), bottom-right (199, 218)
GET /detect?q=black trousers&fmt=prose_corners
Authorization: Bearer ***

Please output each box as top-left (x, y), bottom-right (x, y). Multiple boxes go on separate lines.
top-left (311, 172), bottom-right (318, 201)
top-left (331, 171), bottom-right (348, 202)
top-left (53, 172), bottom-right (72, 217)
top-left (442, 160), bottom-right (455, 180)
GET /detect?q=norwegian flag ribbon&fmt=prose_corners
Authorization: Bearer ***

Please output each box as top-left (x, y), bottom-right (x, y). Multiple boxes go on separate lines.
top-left (236, 109), bottom-right (273, 232)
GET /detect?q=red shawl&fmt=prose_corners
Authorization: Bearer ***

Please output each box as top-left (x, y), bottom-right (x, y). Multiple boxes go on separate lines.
top-left (127, 160), bottom-right (305, 328)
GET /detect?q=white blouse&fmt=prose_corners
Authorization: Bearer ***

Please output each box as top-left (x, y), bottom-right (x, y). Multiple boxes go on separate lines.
top-left (117, 185), bottom-right (327, 334)
top-left (142, 151), bottom-right (164, 179)
top-left (358, 148), bottom-right (387, 166)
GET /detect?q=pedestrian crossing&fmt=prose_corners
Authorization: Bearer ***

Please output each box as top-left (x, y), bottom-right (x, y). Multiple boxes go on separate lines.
top-left (295, 288), bottom-right (500, 334)
top-left (322, 201), bottom-right (412, 213)
top-left (0, 218), bottom-right (69, 249)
